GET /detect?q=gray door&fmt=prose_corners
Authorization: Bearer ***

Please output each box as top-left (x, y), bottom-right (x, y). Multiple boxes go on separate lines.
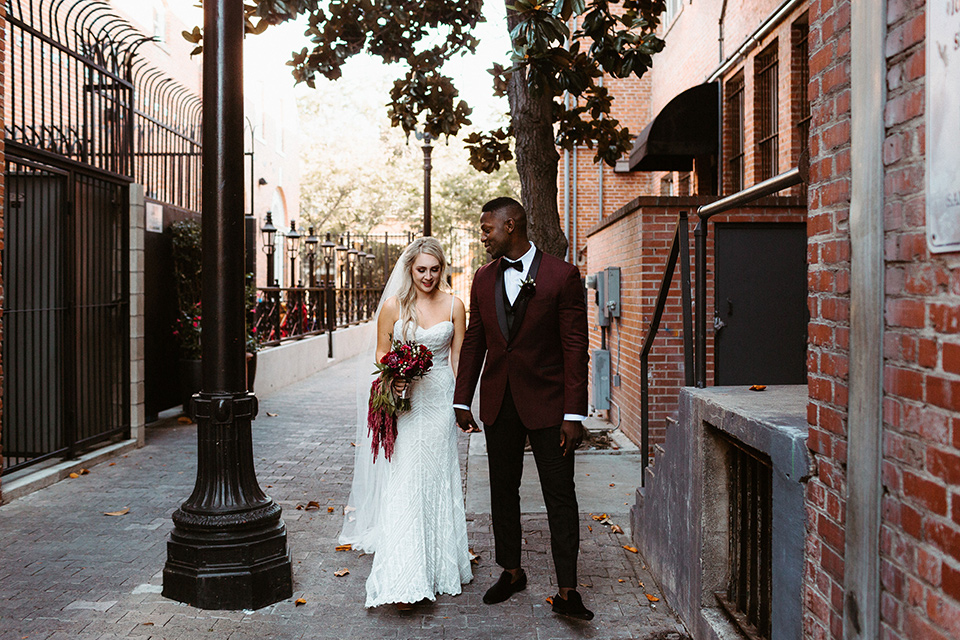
top-left (714, 223), bottom-right (807, 386)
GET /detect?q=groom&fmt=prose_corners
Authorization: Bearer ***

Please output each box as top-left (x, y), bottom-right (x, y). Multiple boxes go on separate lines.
top-left (454, 197), bottom-right (593, 620)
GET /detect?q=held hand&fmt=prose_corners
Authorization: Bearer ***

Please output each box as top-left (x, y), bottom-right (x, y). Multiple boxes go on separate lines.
top-left (455, 407), bottom-right (481, 433)
top-left (391, 378), bottom-right (409, 396)
top-left (559, 420), bottom-right (584, 456)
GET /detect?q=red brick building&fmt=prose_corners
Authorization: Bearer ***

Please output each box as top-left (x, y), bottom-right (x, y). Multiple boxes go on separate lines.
top-left (570, 0), bottom-right (960, 638)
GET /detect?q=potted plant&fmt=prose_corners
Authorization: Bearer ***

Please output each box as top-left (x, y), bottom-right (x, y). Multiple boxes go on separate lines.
top-left (171, 219), bottom-right (203, 410)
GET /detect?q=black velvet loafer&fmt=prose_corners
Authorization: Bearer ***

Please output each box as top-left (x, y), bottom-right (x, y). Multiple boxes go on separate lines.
top-left (551, 589), bottom-right (594, 620)
top-left (483, 569), bottom-right (527, 604)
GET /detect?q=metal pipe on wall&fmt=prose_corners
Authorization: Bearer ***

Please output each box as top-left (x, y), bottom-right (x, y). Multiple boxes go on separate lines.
top-left (844, 0), bottom-right (886, 637)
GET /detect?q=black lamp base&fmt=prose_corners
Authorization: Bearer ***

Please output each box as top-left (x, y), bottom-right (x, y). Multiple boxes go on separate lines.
top-left (162, 517), bottom-right (292, 610)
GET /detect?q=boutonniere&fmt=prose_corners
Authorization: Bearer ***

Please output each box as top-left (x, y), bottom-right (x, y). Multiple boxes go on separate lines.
top-left (519, 276), bottom-right (536, 298)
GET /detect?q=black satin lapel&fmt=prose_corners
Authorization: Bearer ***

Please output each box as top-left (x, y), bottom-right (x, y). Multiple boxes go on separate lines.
top-left (494, 265), bottom-right (510, 341)
top-left (507, 250), bottom-right (543, 343)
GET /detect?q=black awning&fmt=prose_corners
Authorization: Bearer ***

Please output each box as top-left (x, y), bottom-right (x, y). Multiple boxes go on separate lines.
top-left (625, 82), bottom-right (718, 172)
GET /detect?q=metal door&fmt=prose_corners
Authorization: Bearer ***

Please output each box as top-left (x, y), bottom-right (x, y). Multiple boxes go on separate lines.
top-left (2, 154), bottom-right (130, 474)
top-left (714, 223), bottom-right (807, 386)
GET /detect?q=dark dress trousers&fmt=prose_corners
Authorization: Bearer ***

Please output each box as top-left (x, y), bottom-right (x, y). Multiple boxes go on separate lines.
top-left (454, 249), bottom-right (589, 588)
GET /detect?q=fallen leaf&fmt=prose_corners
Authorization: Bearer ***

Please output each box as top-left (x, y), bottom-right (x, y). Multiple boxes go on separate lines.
top-left (587, 525), bottom-right (593, 532)
top-left (334, 568), bottom-right (349, 577)
top-left (545, 597), bottom-right (554, 605)
top-left (142, 622), bottom-right (154, 626)
top-left (350, 442), bottom-right (357, 447)
top-left (749, 384), bottom-right (767, 391)
top-left (327, 507), bottom-right (335, 513)
top-left (622, 545), bottom-right (638, 553)
top-left (579, 582), bottom-right (592, 588)
top-left (591, 514), bottom-right (609, 522)
top-left (335, 544), bottom-right (352, 552)
top-left (295, 598), bottom-right (307, 606)
top-left (296, 504), bottom-right (304, 510)
top-left (266, 412), bottom-right (278, 417)
top-left (611, 524), bottom-right (624, 534)
top-left (639, 581), bottom-right (644, 588)
top-left (109, 462), bottom-right (116, 466)
top-left (68, 472), bottom-right (80, 479)
top-left (609, 483), bottom-right (616, 487)
top-left (104, 507), bottom-right (130, 516)
top-left (305, 501), bottom-right (321, 511)
top-left (618, 579), bottom-right (626, 583)
top-left (645, 594), bottom-right (660, 602)
top-left (177, 416), bottom-right (193, 424)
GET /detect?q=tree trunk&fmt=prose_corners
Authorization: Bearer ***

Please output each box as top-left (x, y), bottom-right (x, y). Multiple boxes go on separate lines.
top-left (505, 8), bottom-right (568, 259)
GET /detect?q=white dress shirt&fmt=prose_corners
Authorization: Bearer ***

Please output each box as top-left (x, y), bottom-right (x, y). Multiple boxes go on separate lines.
top-left (454, 243), bottom-right (587, 423)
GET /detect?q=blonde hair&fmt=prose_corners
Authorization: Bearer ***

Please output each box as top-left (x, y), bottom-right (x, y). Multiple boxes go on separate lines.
top-left (395, 237), bottom-right (448, 341)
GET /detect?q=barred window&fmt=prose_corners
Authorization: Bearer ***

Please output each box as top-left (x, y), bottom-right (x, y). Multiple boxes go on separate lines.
top-left (755, 42), bottom-right (779, 181)
top-left (726, 72), bottom-right (745, 193)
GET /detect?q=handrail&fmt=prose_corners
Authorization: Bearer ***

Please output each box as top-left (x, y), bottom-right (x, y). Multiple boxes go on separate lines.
top-left (639, 211), bottom-right (693, 483)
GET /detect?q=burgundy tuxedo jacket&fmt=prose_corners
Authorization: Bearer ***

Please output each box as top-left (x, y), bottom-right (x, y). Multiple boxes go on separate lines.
top-left (454, 249), bottom-right (589, 430)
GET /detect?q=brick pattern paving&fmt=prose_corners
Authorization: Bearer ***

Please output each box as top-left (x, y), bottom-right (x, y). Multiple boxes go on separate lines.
top-left (0, 355), bottom-right (687, 639)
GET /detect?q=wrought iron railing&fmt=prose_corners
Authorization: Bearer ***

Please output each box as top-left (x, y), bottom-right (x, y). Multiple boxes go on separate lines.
top-left (254, 284), bottom-right (382, 346)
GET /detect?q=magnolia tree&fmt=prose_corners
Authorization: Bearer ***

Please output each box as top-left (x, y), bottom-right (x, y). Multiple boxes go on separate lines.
top-left (187, 0), bottom-right (665, 257)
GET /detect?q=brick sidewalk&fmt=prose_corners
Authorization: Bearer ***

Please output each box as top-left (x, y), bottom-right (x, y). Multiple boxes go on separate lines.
top-left (0, 355), bottom-right (688, 640)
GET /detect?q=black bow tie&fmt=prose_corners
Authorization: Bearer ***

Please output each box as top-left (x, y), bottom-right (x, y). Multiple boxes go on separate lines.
top-left (500, 259), bottom-right (523, 272)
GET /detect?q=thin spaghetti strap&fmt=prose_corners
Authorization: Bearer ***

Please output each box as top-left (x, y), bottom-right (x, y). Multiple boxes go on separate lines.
top-left (449, 294), bottom-right (455, 322)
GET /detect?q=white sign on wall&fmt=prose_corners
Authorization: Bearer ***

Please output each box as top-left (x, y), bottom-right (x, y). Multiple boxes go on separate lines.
top-left (146, 202), bottom-right (164, 233)
top-left (926, 0), bottom-right (960, 252)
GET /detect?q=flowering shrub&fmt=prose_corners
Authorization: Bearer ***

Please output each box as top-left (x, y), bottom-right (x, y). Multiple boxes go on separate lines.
top-left (174, 302), bottom-right (202, 360)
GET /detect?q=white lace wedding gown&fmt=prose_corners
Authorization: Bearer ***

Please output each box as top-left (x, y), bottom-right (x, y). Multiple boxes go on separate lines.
top-left (364, 318), bottom-right (473, 607)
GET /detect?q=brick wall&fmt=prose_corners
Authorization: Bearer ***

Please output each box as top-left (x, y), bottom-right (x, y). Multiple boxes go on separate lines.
top-left (586, 197), bottom-right (805, 448)
top-left (802, 0), bottom-right (852, 635)
top-left (805, 0), bottom-right (960, 638)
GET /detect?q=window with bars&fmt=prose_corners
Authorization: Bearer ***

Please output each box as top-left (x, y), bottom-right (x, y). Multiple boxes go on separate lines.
top-left (793, 18), bottom-right (810, 157)
top-left (715, 435), bottom-right (773, 640)
top-left (755, 42), bottom-right (779, 181)
top-left (725, 72), bottom-right (745, 193)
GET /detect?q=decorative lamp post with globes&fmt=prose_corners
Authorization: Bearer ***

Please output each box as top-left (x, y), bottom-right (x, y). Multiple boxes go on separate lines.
top-left (321, 233), bottom-right (336, 358)
top-left (365, 252), bottom-right (377, 318)
top-left (304, 227), bottom-right (319, 289)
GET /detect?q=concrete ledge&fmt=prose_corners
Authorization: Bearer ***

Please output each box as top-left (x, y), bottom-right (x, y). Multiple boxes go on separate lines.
top-left (631, 385), bottom-right (808, 640)
top-left (1, 439), bottom-right (139, 504)
top-left (255, 322), bottom-right (377, 398)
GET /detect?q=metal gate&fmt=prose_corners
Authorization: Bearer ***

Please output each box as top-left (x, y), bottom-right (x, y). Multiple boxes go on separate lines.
top-left (2, 153), bottom-right (130, 474)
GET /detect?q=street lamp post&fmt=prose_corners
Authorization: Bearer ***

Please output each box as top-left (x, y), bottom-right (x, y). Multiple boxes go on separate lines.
top-left (321, 233), bottom-right (336, 358)
top-left (163, 0), bottom-right (292, 610)
top-left (261, 211), bottom-right (277, 287)
top-left (347, 242), bottom-right (359, 323)
top-left (416, 131), bottom-right (433, 236)
top-left (335, 236), bottom-right (348, 329)
top-left (305, 227), bottom-right (319, 289)
top-left (285, 221), bottom-right (301, 289)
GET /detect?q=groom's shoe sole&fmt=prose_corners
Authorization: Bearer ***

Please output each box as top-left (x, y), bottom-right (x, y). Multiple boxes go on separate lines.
top-left (483, 570), bottom-right (527, 604)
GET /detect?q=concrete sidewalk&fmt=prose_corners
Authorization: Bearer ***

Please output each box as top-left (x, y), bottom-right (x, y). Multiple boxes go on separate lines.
top-left (0, 355), bottom-right (688, 640)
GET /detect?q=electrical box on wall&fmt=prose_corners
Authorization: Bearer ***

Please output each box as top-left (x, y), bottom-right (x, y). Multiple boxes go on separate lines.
top-left (586, 267), bottom-right (621, 327)
top-left (592, 349), bottom-right (611, 411)
top-left (603, 267), bottom-right (621, 318)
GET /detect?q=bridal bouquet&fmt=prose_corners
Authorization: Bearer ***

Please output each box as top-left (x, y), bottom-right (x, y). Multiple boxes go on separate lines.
top-left (367, 340), bottom-right (434, 462)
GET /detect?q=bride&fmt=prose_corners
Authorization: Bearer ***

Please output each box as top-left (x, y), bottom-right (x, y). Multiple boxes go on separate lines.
top-left (341, 237), bottom-right (473, 610)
